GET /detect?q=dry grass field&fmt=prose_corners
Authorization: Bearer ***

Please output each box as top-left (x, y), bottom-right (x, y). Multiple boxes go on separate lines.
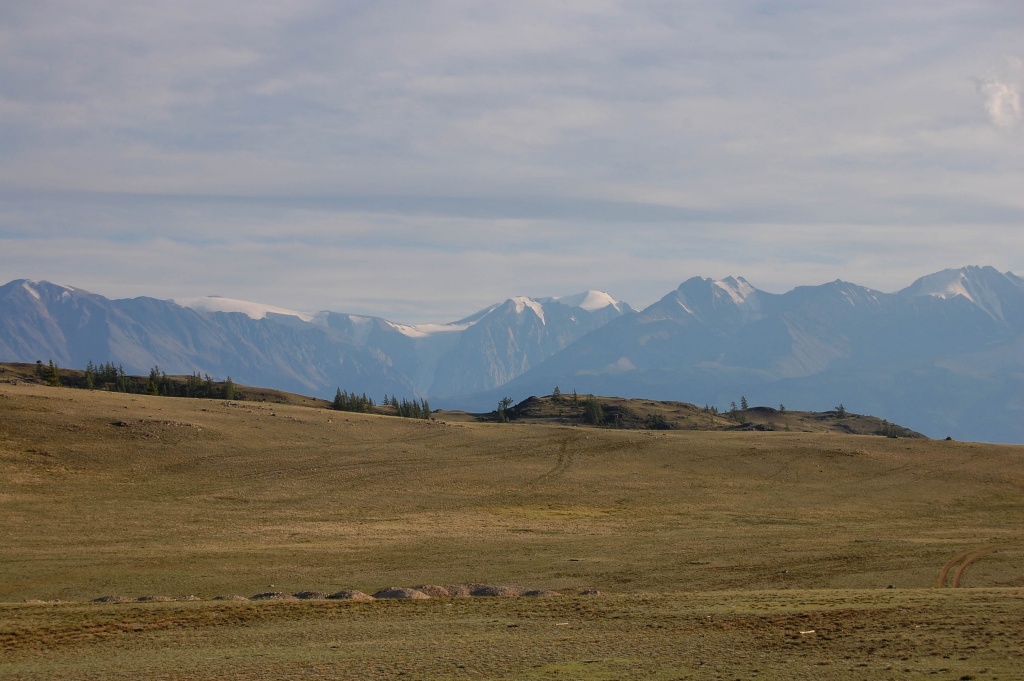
top-left (2, 377), bottom-right (1023, 679)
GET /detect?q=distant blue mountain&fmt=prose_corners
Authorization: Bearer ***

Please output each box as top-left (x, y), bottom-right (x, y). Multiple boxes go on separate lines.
top-left (479, 266), bottom-right (1024, 443)
top-left (0, 279), bottom-right (632, 403)
top-left (1, 266), bottom-right (1021, 443)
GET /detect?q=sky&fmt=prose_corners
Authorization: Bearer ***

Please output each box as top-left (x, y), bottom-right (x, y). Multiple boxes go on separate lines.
top-left (1, 1), bottom-right (1022, 323)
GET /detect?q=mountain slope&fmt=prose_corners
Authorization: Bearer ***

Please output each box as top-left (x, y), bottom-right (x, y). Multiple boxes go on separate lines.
top-left (0, 280), bottom-right (632, 402)
top-left (488, 267), bottom-right (1024, 443)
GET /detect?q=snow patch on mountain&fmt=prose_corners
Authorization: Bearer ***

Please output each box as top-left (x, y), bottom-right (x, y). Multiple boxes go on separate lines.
top-left (386, 321), bottom-right (472, 338)
top-left (176, 296), bottom-right (314, 322)
top-left (904, 269), bottom-right (979, 303)
top-left (511, 296), bottom-right (546, 324)
top-left (713, 276), bottom-right (756, 304)
top-left (675, 298), bottom-right (694, 315)
top-left (900, 266), bottom-right (1024, 323)
top-left (549, 290), bottom-right (621, 312)
top-left (20, 280), bottom-right (76, 301)
top-left (22, 282), bottom-right (41, 300)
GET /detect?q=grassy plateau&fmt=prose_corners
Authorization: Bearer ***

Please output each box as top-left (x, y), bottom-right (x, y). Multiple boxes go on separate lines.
top-left (1, 368), bottom-right (1022, 679)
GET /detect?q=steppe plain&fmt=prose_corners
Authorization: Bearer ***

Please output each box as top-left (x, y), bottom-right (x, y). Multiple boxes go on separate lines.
top-left (1, 370), bottom-right (1023, 679)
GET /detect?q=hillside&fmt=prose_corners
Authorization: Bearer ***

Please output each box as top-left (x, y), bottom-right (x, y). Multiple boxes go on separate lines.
top-left (1, 380), bottom-right (1023, 679)
top-left (3, 362), bottom-right (924, 437)
top-left (463, 393), bottom-right (925, 437)
top-left (0, 361), bottom-right (331, 408)
top-left (1, 379), bottom-right (1017, 601)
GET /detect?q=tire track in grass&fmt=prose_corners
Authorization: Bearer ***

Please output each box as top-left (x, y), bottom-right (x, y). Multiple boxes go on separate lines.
top-left (531, 433), bottom-right (580, 485)
top-left (936, 548), bottom-right (975, 588)
top-left (937, 543), bottom-right (1019, 587)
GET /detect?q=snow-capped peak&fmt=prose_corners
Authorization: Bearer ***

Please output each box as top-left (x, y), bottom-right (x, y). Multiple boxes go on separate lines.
top-left (900, 266), bottom-right (1023, 323)
top-left (20, 280), bottom-right (76, 301)
top-left (713, 276), bottom-right (756, 304)
top-left (510, 296), bottom-right (546, 324)
top-left (175, 295), bottom-right (314, 322)
top-left (550, 290), bottom-right (621, 312)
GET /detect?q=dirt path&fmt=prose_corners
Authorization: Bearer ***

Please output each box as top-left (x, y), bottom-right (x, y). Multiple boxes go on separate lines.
top-left (530, 433), bottom-right (580, 484)
top-left (936, 544), bottom-right (1014, 587)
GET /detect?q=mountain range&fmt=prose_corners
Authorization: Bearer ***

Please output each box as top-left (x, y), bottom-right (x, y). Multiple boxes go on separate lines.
top-left (1, 266), bottom-right (1021, 443)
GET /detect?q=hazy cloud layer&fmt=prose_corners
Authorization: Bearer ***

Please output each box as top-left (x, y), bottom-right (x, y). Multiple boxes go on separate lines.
top-left (1, 1), bottom-right (1022, 321)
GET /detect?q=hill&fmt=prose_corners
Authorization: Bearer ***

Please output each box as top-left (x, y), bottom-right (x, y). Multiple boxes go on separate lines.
top-left (462, 393), bottom-right (926, 437)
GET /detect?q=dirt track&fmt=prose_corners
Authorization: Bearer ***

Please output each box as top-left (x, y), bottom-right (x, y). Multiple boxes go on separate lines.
top-left (936, 544), bottom-right (1018, 587)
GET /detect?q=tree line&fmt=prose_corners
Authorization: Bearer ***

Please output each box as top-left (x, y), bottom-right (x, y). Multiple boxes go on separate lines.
top-left (331, 389), bottom-right (431, 420)
top-left (34, 359), bottom-right (241, 399)
top-left (34, 359), bottom-right (434, 422)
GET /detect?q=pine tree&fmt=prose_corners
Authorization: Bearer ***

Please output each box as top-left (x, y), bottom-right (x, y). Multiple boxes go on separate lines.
top-left (497, 396), bottom-right (513, 422)
top-left (583, 395), bottom-right (604, 425)
top-left (45, 360), bottom-right (61, 387)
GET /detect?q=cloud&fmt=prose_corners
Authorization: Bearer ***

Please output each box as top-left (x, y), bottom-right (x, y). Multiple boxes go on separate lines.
top-left (1, 3), bottom-right (1023, 321)
top-left (977, 57), bottom-right (1023, 128)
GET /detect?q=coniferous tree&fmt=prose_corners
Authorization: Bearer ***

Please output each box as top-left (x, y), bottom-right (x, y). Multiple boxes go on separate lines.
top-left (583, 395), bottom-right (605, 425)
top-left (45, 360), bottom-right (61, 387)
